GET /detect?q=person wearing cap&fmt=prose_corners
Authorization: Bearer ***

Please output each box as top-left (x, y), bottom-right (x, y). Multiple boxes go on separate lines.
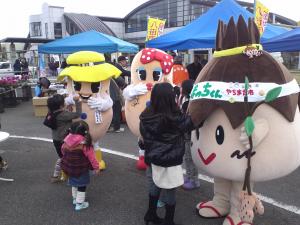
top-left (115, 56), bottom-right (131, 82)
top-left (58, 51), bottom-right (122, 170)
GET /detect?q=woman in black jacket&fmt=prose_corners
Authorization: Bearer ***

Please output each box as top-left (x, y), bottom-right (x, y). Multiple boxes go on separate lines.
top-left (140, 83), bottom-right (194, 225)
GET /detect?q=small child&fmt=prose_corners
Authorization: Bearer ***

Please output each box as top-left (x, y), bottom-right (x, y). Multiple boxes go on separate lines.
top-left (61, 121), bottom-right (100, 211)
top-left (46, 94), bottom-right (81, 183)
top-left (140, 83), bottom-right (195, 225)
top-left (180, 79), bottom-right (200, 190)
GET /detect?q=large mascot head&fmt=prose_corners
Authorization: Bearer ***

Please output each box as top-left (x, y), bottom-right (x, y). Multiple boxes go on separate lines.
top-left (58, 51), bottom-right (121, 142)
top-left (189, 16), bottom-right (300, 182)
top-left (125, 48), bottom-right (174, 137)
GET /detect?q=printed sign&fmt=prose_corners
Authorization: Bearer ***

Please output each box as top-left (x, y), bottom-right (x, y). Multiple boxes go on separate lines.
top-left (146, 17), bottom-right (166, 41)
top-left (254, 0), bottom-right (270, 35)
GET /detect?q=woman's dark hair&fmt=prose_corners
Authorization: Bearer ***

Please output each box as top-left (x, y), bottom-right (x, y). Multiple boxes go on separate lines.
top-left (38, 77), bottom-right (51, 89)
top-left (150, 83), bottom-right (179, 115)
top-left (47, 94), bottom-right (64, 112)
top-left (68, 121), bottom-right (92, 147)
top-left (181, 79), bottom-right (194, 98)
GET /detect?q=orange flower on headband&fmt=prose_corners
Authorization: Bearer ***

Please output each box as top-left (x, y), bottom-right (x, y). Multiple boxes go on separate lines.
top-left (140, 48), bottom-right (174, 74)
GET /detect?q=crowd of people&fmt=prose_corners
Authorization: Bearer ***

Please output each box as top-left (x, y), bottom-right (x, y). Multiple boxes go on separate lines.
top-left (13, 58), bottom-right (29, 76)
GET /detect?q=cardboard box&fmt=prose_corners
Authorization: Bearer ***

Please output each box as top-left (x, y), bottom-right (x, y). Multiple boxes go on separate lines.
top-left (32, 97), bottom-right (49, 117)
top-left (32, 97), bottom-right (48, 106)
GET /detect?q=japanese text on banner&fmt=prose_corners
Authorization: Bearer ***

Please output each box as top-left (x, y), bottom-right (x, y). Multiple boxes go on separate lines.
top-left (145, 17), bottom-right (166, 41)
top-left (254, 0), bottom-right (270, 35)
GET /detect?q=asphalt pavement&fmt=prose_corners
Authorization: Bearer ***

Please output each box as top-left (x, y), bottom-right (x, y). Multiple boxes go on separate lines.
top-left (0, 100), bottom-right (299, 225)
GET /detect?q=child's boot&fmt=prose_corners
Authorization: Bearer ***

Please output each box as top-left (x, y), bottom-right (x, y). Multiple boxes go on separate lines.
top-left (75, 191), bottom-right (89, 211)
top-left (163, 204), bottom-right (181, 225)
top-left (144, 195), bottom-right (163, 224)
top-left (72, 187), bottom-right (77, 205)
top-left (51, 158), bottom-right (62, 183)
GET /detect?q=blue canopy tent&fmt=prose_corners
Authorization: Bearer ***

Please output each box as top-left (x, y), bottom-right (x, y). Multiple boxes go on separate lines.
top-left (146, 0), bottom-right (287, 50)
top-left (38, 30), bottom-right (139, 54)
top-left (263, 27), bottom-right (300, 52)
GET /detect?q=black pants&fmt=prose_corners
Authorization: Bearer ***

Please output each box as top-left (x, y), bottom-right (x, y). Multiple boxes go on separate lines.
top-left (78, 186), bottom-right (86, 192)
top-left (53, 140), bottom-right (63, 158)
top-left (112, 100), bottom-right (122, 130)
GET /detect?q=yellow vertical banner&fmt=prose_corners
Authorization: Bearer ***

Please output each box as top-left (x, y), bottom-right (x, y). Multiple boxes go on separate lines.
top-left (145, 16), bottom-right (166, 41)
top-left (254, 0), bottom-right (270, 36)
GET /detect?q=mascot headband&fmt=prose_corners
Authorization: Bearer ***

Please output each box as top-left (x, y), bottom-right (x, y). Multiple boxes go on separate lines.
top-left (190, 79), bottom-right (299, 103)
top-left (213, 44), bottom-right (263, 58)
top-left (140, 48), bottom-right (174, 74)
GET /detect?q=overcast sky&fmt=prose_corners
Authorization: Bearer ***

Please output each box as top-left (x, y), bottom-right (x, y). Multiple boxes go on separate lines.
top-left (0, 0), bottom-right (299, 39)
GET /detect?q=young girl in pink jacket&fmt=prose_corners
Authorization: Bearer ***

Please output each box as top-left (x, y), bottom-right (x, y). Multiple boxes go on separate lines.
top-left (61, 121), bottom-right (100, 211)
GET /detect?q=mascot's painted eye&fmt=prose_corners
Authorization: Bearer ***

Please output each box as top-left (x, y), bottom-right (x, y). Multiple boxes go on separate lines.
top-left (215, 125), bottom-right (224, 145)
top-left (73, 81), bottom-right (81, 91)
top-left (91, 82), bottom-right (101, 93)
top-left (153, 68), bottom-right (162, 81)
top-left (136, 66), bottom-right (146, 81)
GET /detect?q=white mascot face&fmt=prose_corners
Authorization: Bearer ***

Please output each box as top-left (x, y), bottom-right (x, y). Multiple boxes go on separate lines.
top-left (188, 45), bottom-right (300, 183)
top-left (191, 105), bottom-right (300, 182)
top-left (66, 79), bottom-right (112, 142)
top-left (125, 48), bottom-right (174, 137)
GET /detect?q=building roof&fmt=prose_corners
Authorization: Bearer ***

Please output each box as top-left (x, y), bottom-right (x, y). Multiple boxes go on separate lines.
top-left (64, 13), bottom-right (116, 36)
top-left (124, 0), bottom-right (296, 26)
top-left (0, 37), bottom-right (54, 43)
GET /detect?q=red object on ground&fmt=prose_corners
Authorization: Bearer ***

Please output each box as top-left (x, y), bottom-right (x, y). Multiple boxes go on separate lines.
top-left (136, 155), bottom-right (147, 170)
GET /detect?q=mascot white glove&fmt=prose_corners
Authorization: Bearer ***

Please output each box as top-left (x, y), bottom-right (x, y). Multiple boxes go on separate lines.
top-left (87, 95), bottom-right (113, 112)
top-left (64, 94), bottom-right (79, 106)
top-left (123, 83), bottom-right (148, 101)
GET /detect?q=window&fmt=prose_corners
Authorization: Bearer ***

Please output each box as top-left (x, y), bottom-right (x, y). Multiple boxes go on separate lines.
top-left (54, 23), bottom-right (62, 39)
top-left (45, 23), bottom-right (48, 39)
top-left (30, 22), bottom-right (42, 37)
top-left (0, 63), bottom-right (10, 69)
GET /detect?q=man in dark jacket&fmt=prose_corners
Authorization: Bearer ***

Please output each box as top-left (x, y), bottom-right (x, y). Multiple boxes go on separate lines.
top-left (108, 76), bottom-right (126, 133)
top-left (186, 55), bottom-right (203, 81)
top-left (115, 56), bottom-right (131, 83)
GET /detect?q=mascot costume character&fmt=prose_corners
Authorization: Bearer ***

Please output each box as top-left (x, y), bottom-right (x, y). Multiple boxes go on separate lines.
top-left (123, 48), bottom-right (174, 170)
top-left (189, 16), bottom-right (300, 225)
top-left (58, 51), bottom-right (121, 170)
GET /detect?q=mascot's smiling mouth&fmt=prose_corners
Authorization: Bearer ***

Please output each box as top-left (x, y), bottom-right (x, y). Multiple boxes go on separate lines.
top-left (197, 148), bottom-right (216, 165)
top-left (79, 94), bottom-right (92, 100)
top-left (231, 149), bottom-right (256, 159)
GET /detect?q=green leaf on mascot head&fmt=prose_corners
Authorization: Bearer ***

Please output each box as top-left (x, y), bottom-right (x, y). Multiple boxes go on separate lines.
top-left (265, 87), bottom-right (282, 103)
top-left (244, 76), bottom-right (249, 92)
top-left (244, 116), bottom-right (255, 137)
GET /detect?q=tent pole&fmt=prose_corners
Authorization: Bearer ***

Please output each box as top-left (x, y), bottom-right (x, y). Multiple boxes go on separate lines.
top-left (298, 52), bottom-right (300, 70)
top-left (254, 0), bottom-right (257, 18)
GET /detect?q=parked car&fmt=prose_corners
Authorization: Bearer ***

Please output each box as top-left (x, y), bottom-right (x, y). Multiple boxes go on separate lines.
top-left (0, 62), bottom-right (14, 77)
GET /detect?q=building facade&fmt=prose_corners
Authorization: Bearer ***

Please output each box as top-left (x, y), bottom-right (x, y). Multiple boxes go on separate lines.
top-left (29, 0), bottom-right (297, 45)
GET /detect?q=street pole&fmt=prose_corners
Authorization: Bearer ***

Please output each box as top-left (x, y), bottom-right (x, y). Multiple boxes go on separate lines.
top-left (254, 0), bottom-right (257, 18)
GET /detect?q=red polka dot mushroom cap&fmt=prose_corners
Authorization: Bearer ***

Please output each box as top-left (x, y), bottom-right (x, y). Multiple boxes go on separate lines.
top-left (140, 48), bottom-right (174, 75)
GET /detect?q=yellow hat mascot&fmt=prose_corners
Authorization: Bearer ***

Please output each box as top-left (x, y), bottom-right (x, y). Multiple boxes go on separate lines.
top-left (123, 48), bottom-right (174, 170)
top-left (58, 51), bottom-right (121, 170)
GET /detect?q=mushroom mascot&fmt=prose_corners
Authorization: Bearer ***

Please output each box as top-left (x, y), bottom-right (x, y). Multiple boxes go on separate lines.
top-left (58, 51), bottom-right (121, 170)
top-left (123, 48), bottom-right (174, 170)
top-left (189, 16), bottom-right (300, 225)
